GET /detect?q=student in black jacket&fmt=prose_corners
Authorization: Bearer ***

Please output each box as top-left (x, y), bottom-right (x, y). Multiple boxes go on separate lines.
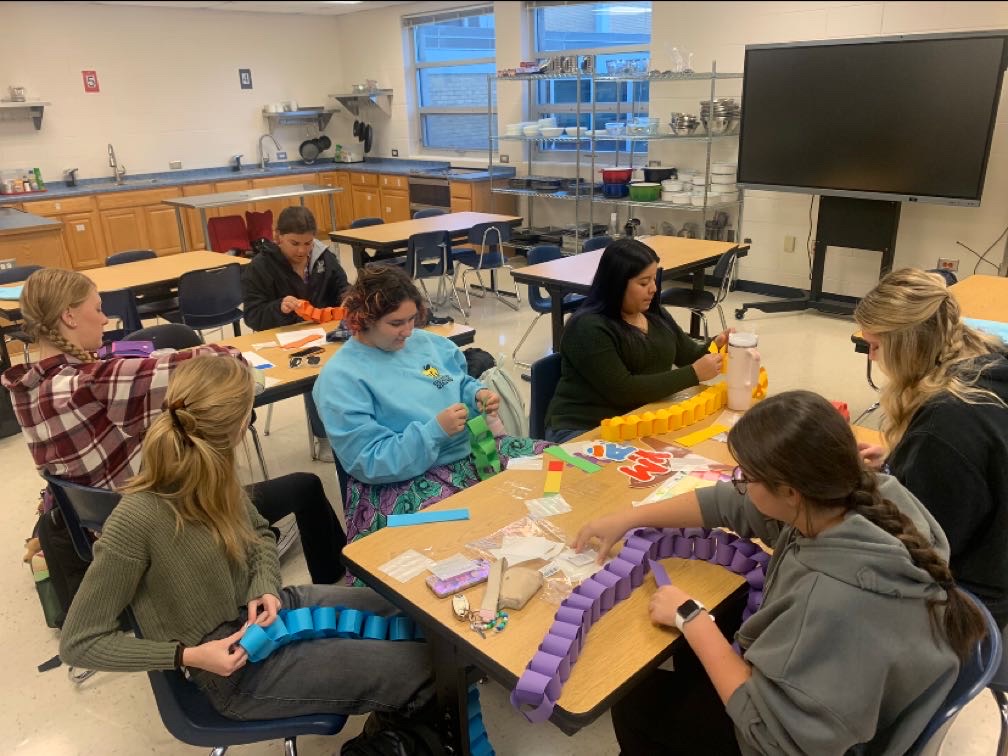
top-left (241, 206), bottom-right (350, 332)
top-left (855, 268), bottom-right (1008, 626)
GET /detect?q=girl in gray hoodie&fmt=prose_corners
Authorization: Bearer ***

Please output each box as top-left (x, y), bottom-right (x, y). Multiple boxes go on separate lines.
top-left (575, 390), bottom-right (988, 755)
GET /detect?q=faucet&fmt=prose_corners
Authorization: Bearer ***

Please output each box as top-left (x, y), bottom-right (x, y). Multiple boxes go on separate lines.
top-left (107, 143), bottom-right (126, 184)
top-left (258, 134), bottom-right (281, 169)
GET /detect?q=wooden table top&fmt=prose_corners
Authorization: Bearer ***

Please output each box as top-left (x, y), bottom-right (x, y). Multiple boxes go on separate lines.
top-left (342, 395), bottom-right (742, 722)
top-left (217, 319), bottom-right (475, 402)
top-left (510, 236), bottom-right (740, 290)
top-left (327, 212), bottom-right (522, 250)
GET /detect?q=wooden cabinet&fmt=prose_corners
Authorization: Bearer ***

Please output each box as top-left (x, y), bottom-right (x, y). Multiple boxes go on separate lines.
top-left (100, 206), bottom-right (146, 254)
top-left (317, 171), bottom-right (352, 233)
top-left (351, 185), bottom-right (382, 221)
top-left (96, 187), bottom-right (183, 257)
top-left (380, 187), bottom-right (410, 223)
top-left (0, 224), bottom-right (70, 270)
top-left (379, 174), bottom-right (408, 191)
top-left (60, 211), bottom-right (105, 268)
top-left (449, 180), bottom-right (516, 214)
top-left (142, 204), bottom-right (184, 256)
top-left (350, 172), bottom-right (378, 187)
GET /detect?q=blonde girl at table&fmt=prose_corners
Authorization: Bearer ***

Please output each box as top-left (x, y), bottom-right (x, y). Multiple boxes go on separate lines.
top-left (544, 239), bottom-right (729, 443)
top-left (313, 264), bottom-right (549, 551)
top-left (60, 356), bottom-right (436, 725)
top-left (855, 268), bottom-right (1008, 627)
top-left (575, 390), bottom-right (986, 755)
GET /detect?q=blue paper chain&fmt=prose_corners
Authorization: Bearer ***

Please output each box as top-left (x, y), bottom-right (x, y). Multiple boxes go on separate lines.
top-left (468, 684), bottom-right (495, 756)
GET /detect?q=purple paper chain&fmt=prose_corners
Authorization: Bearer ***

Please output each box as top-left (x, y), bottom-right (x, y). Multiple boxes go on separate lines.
top-left (509, 527), bottom-right (770, 723)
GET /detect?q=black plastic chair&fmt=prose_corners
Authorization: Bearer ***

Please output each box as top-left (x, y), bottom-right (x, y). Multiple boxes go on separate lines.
top-left (106, 249), bottom-right (180, 320)
top-left (659, 249), bottom-right (737, 341)
top-left (529, 352), bottom-right (562, 440)
top-left (100, 288), bottom-right (143, 343)
top-left (0, 264), bottom-right (41, 363)
top-left (452, 221), bottom-right (520, 311)
top-left (513, 245), bottom-right (584, 368)
top-left (580, 235), bottom-right (612, 253)
top-left (406, 230), bottom-right (465, 317)
top-left (989, 625), bottom-right (1008, 756)
top-left (349, 217), bottom-right (383, 229)
top-left (42, 471), bottom-right (347, 753)
top-left (125, 323), bottom-right (204, 349)
top-left (412, 208), bottom-right (446, 219)
top-left (165, 264), bottom-right (244, 338)
top-left (906, 590), bottom-right (1002, 755)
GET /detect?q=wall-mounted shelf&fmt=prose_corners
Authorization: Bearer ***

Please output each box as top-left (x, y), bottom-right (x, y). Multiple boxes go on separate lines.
top-left (0, 101), bottom-right (50, 130)
top-left (329, 90), bottom-right (393, 117)
top-left (262, 108), bottom-right (338, 133)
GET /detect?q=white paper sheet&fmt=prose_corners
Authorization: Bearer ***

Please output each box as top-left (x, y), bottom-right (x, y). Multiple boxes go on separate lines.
top-left (242, 351), bottom-right (274, 369)
top-left (276, 327), bottom-right (326, 349)
top-left (505, 456), bottom-right (543, 471)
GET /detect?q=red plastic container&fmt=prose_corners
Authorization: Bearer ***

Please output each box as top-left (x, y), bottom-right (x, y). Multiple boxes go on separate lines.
top-left (599, 168), bottom-right (632, 184)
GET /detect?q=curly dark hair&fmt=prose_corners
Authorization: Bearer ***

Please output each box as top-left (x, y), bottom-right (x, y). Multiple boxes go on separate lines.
top-left (342, 264), bottom-right (428, 335)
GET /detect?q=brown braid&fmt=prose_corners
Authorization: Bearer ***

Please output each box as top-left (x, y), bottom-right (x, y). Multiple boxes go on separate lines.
top-left (848, 470), bottom-right (985, 661)
top-left (41, 325), bottom-right (97, 363)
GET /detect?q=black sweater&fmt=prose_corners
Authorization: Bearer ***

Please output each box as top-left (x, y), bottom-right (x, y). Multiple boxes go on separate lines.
top-left (545, 312), bottom-right (708, 432)
top-left (888, 353), bottom-right (1008, 626)
top-left (241, 241), bottom-right (350, 331)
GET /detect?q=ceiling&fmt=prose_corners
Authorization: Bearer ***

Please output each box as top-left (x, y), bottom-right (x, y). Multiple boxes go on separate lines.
top-left (88, 1), bottom-right (415, 16)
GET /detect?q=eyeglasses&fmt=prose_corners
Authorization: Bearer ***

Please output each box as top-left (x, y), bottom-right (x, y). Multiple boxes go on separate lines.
top-left (731, 466), bottom-right (751, 495)
top-left (289, 354), bottom-right (321, 369)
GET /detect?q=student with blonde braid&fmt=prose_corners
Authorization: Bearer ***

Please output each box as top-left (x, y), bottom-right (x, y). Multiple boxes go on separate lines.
top-left (59, 356), bottom-right (435, 726)
top-left (575, 390), bottom-right (987, 755)
top-left (2, 269), bottom-right (346, 608)
top-left (855, 268), bottom-right (1008, 626)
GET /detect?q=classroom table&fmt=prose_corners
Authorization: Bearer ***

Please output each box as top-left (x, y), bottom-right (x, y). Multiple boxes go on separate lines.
top-left (163, 184), bottom-right (343, 252)
top-left (509, 236), bottom-right (749, 349)
top-left (327, 211), bottom-right (522, 270)
top-left (216, 318), bottom-right (475, 407)
top-left (0, 251), bottom-right (249, 368)
top-left (341, 397), bottom-right (747, 753)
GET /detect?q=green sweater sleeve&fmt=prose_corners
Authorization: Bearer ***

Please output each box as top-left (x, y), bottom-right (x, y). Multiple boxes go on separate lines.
top-left (244, 499), bottom-right (282, 604)
top-left (59, 502), bottom-right (178, 672)
top-left (564, 315), bottom-right (701, 408)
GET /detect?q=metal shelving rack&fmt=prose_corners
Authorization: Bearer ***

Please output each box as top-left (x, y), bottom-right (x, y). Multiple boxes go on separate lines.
top-left (487, 65), bottom-right (745, 253)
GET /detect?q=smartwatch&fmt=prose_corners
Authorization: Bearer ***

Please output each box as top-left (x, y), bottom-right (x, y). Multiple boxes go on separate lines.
top-left (675, 598), bottom-right (707, 632)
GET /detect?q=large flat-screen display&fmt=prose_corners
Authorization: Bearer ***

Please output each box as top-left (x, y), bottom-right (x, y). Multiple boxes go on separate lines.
top-left (736, 32), bottom-right (1008, 206)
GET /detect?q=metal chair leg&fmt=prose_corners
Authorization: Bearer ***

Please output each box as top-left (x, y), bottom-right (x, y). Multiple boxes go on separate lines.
top-left (69, 666), bottom-right (97, 685)
top-left (284, 736), bottom-right (298, 756)
top-left (992, 689), bottom-right (1008, 756)
top-left (248, 424), bottom-right (269, 479)
top-left (716, 303), bottom-right (727, 332)
top-left (209, 746), bottom-right (228, 756)
top-left (494, 266), bottom-right (521, 311)
top-left (263, 404), bottom-right (273, 436)
top-left (700, 312), bottom-right (709, 342)
top-left (512, 313), bottom-right (544, 368)
top-left (853, 401), bottom-right (881, 425)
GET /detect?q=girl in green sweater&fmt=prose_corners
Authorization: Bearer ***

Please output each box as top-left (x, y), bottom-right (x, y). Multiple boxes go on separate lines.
top-left (60, 356), bottom-right (435, 723)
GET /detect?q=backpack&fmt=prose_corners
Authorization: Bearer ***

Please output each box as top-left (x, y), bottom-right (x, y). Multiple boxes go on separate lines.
top-left (479, 366), bottom-right (529, 438)
top-left (463, 347), bottom-right (495, 379)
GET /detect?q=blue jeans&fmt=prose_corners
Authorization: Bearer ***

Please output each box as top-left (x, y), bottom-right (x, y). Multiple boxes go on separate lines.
top-left (188, 585), bottom-right (434, 720)
top-left (544, 427), bottom-right (584, 443)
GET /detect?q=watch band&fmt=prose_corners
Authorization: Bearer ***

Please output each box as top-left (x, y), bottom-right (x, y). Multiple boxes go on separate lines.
top-left (674, 599), bottom-right (707, 632)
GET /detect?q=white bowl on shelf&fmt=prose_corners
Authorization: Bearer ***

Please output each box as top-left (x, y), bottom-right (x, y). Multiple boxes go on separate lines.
top-left (671, 193), bottom-right (692, 205)
top-left (565, 126), bottom-right (586, 137)
top-left (690, 174), bottom-right (707, 185)
top-left (523, 125), bottom-right (541, 137)
top-left (539, 127), bottom-right (564, 138)
top-left (711, 162), bottom-right (737, 175)
top-left (660, 179), bottom-right (682, 191)
top-left (691, 194), bottom-right (709, 207)
top-left (537, 117), bottom-right (557, 128)
top-left (710, 173), bottom-right (736, 184)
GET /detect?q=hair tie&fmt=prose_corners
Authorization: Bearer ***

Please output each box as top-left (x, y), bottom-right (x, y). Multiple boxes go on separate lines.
top-left (162, 399), bottom-right (195, 446)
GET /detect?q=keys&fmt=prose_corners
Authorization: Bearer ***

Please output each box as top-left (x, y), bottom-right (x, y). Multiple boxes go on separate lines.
top-left (470, 620), bottom-right (486, 639)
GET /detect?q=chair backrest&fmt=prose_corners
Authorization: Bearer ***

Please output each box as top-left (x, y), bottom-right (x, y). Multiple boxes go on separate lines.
top-left (100, 288), bottom-right (143, 341)
top-left (580, 235), bottom-right (612, 253)
top-left (711, 250), bottom-right (738, 306)
top-left (525, 245), bottom-right (565, 313)
top-left (125, 323), bottom-right (204, 349)
top-left (926, 267), bottom-right (958, 287)
top-left (106, 249), bottom-right (156, 266)
top-left (406, 230), bottom-right (452, 279)
top-left (906, 590), bottom-right (1003, 755)
top-left (41, 472), bottom-right (121, 562)
top-left (244, 210), bottom-right (273, 243)
top-left (350, 217), bottom-right (384, 229)
top-left (207, 216), bottom-right (251, 254)
top-left (467, 221), bottom-right (512, 248)
top-left (412, 208), bottom-right (446, 219)
top-left (177, 264), bottom-right (243, 328)
top-left (0, 264), bottom-right (41, 286)
top-left (529, 352), bottom-right (562, 439)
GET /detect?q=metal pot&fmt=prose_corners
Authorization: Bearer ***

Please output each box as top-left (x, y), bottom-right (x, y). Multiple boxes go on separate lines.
top-left (600, 168), bottom-right (632, 184)
top-left (643, 167), bottom-right (676, 183)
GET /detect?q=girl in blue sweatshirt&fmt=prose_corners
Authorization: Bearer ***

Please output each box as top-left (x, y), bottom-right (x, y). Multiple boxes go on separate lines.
top-left (314, 265), bottom-right (548, 546)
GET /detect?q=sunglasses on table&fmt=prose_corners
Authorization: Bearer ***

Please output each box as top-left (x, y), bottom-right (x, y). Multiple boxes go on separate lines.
top-left (289, 354), bottom-right (322, 368)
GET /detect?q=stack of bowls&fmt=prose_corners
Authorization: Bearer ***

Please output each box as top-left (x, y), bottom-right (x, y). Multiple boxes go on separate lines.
top-left (699, 98), bottom-right (740, 135)
top-left (600, 167), bottom-right (632, 198)
top-left (604, 121), bottom-right (626, 137)
top-left (523, 124), bottom-right (541, 137)
top-left (669, 113), bottom-right (700, 136)
top-left (659, 178), bottom-right (684, 202)
top-left (540, 127), bottom-right (564, 138)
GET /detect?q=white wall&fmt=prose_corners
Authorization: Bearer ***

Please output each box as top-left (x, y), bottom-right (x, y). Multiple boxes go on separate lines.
top-left (2, 0), bottom-right (1007, 291)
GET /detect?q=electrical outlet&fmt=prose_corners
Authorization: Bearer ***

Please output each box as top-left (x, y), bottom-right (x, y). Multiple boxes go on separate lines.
top-left (275, 151), bottom-right (287, 161)
top-left (937, 258), bottom-right (959, 272)
top-left (169, 160), bottom-right (182, 170)
top-left (391, 149), bottom-right (398, 157)
top-left (0, 258), bottom-right (14, 271)
top-left (784, 235), bottom-right (796, 253)
top-left (500, 154), bottom-right (509, 164)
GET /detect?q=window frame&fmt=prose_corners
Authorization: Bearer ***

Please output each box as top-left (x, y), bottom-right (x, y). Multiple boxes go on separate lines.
top-left (408, 9), bottom-right (497, 154)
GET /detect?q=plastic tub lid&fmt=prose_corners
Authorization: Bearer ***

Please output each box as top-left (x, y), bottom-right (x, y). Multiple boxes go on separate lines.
top-left (729, 332), bottom-right (759, 348)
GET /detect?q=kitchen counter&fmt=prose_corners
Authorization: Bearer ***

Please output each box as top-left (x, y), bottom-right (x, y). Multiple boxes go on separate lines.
top-left (0, 206), bottom-right (61, 235)
top-left (0, 158), bottom-right (516, 204)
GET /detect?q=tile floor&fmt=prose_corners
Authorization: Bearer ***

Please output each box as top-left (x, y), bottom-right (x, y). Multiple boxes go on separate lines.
top-left (2, 259), bottom-right (1001, 754)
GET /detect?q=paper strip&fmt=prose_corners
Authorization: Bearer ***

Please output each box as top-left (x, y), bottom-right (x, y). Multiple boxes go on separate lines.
top-left (506, 456), bottom-right (544, 471)
top-left (387, 509), bottom-right (470, 527)
top-left (543, 471), bottom-right (563, 495)
top-left (649, 559), bottom-right (671, 586)
top-left (242, 351), bottom-right (275, 369)
top-left (544, 446), bottom-right (602, 473)
top-left (675, 424), bottom-right (730, 447)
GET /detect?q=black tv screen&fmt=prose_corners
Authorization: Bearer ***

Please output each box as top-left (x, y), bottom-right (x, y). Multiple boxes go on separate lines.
top-left (737, 32), bottom-right (1008, 206)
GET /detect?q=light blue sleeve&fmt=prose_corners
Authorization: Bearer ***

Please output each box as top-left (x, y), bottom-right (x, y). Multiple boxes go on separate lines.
top-left (313, 361), bottom-right (451, 485)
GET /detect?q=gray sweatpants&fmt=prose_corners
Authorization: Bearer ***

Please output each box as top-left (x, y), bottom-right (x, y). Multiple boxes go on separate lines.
top-left (187, 585), bottom-right (435, 721)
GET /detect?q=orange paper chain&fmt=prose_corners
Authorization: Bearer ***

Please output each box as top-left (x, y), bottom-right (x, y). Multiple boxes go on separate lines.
top-left (296, 300), bottom-right (347, 324)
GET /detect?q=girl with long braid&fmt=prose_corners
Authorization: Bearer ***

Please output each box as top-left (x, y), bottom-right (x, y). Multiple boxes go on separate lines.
top-left (575, 390), bottom-right (987, 755)
top-left (855, 268), bottom-right (1008, 627)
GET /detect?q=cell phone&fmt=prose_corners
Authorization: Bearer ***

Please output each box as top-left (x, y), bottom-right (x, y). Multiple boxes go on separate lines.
top-left (425, 561), bottom-right (490, 598)
top-left (289, 346), bottom-right (324, 358)
top-left (326, 325), bottom-right (351, 342)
